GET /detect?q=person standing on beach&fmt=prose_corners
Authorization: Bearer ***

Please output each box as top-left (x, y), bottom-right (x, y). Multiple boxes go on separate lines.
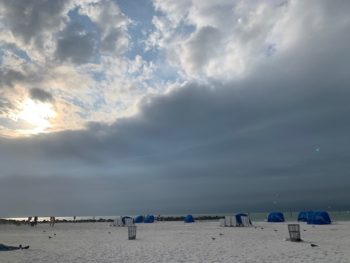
top-left (49, 217), bottom-right (55, 227)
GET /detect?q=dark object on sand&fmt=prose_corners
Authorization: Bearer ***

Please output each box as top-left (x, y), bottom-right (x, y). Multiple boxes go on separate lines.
top-left (310, 243), bottom-right (318, 247)
top-left (128, 225), bottom-right (137, 240)
top-left (0, 244), bottom-right (29, 251)
top-left (211, 237), bottom-right (216, 240)
top-left (288, 224), bottom-right (302, 242)
top-left (219, 233), bottom-right (223, 236)
top-left (48, 236), bottom-right (52, 239)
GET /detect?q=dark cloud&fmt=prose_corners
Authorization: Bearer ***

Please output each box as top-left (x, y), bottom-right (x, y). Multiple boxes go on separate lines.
top-left (0, 68), bottom-right (25, 88)
top-left (0, 0), bottom-right (69, 46)
top-left (1, 30), bottom-right (350, 215)
top-left (55, 22), bottom-right (98, 64)
top-left (29, 88), bottom-right (54, 103)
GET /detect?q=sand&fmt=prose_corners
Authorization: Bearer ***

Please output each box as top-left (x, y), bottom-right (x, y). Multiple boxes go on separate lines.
top-left (0, 221), bottom-right (349, 263)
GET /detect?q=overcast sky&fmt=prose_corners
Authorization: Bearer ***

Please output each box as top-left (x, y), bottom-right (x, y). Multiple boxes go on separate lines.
top-left (0, 0), bottom-right (350, 217)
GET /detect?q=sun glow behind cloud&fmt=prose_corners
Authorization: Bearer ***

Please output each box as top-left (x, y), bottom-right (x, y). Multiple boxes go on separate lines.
top-left (16, 99), bottom-right (56, 135)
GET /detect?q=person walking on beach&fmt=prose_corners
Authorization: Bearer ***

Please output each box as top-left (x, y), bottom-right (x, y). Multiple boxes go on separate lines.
top-left (49, 217), bottom-right (55, 227)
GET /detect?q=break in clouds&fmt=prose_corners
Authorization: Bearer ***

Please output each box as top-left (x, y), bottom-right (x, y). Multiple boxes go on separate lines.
top-left (0, 0), bottom-right (350, 216)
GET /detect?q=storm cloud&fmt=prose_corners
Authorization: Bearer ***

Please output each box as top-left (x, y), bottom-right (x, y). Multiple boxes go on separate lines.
top-left (1, 19), bottom-right (350, 216)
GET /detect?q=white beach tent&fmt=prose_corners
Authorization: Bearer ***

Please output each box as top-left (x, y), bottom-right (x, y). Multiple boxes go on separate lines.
top-left (220, 216), bottom-right (236, 227)
top-left (112, 216), bottom-right (124, 227)
top-left (111, 216), bottom-right (134, 227)
top-left (235, 213), bottom-right (252, 227)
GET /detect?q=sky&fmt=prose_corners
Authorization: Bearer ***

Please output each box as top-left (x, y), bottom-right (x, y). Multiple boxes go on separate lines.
top-left (0, 0), bottom-right (350, 217)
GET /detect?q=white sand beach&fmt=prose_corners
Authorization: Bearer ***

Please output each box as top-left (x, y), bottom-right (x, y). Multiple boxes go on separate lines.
top-left (1, 221), bottom-right (349, 263)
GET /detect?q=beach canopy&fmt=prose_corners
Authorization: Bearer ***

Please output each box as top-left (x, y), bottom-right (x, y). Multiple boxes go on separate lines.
top-left (267, 212), bottom-right (285, 222)
top-left (307, 211), bottom-right (331, 225)
top-left (134, 215), bottom-right (144, 223)
top-left (298, 211), bottom-right (313, 222)
top-left (235, 213), bottom-right (252, 226)
top-left (184, 214), bottom-right (195, 223)
top-left (144, 215), bottom-right (155, 223)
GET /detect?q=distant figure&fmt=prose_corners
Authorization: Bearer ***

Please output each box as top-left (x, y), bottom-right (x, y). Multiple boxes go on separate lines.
top-left (27, 217), bottom-right (32, 225)
top-left (73, 216), bottom-right (76, 222)
top-left (30, 216), bottom-right (38, 227)
top-left (49, 217), bottom-right (55, 227)
top-left (0, 244), bottom-right (29, 251)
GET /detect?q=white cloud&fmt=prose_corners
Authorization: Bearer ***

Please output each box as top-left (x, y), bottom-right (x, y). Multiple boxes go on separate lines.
top-left (149, 0), bottom-right (349, 82)
top-left (0, 0), bottom-right (159, 136)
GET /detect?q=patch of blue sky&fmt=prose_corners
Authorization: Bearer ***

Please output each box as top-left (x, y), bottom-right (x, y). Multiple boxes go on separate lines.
top-left (144, 59), bottom-right (181, 90)
top-left (116, 0), bottom-right (157, 61)
top-left (91, 94), bottom-right (107, 110)
top-left (177, 21), bottom-right (196, 37)
top-left (67, 8), bottom-right (98, 33)
top-left (0, 42), bottom-right (32, 63)
top-left (92, 72), bottom-right (107, 82)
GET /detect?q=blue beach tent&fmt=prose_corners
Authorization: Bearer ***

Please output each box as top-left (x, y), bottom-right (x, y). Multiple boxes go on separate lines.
top-left (134, 215), bottom-right (144, 223)
top-left (144, 215), bottom-right (155, 223)
top-left (307, 211), bottom-right (331, 225)
top-left (184, 214), bottom-right (195, 223)
top-left (298, 211), bottom-right (313, 222)
top-left (267, 212), bottom-right (285, 222)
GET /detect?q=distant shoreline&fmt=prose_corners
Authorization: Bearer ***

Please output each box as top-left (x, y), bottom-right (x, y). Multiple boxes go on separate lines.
top-left (0, 215), bottom-right (225, 225)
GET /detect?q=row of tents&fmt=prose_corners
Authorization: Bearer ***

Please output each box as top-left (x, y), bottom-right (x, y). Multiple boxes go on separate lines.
top-left (112, 214), bottom-right (196, 226)
top-left (112, 211), bottom-right (331, 227)
top-left (267, 211), bottom-right (331, 225)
